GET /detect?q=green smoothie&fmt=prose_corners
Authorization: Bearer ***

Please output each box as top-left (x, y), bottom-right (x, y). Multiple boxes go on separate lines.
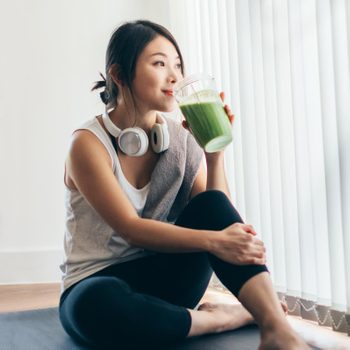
top-left (179, 100), bottom-right (233, 152)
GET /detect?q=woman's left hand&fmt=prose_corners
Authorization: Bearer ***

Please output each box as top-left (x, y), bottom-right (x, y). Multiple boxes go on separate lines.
top-left (182, 91), bottom-right (235, 158)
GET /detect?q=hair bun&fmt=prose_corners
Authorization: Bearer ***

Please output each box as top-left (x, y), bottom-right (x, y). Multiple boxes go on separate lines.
top-left (100, 89), bottom-right (110, 105)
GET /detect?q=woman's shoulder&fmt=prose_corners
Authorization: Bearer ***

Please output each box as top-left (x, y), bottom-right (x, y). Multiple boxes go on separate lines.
top-left (69, 116), bottom-right (113, 152)
top-left (69, 117), bottom-right (103, 147)
top-left (67, 116), bottom-right (113, 168)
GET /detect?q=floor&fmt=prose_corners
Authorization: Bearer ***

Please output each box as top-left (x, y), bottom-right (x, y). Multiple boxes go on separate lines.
top-left (1, 283), bottom-right (349, 349)
top-left (0, 283), bottom-right (61, 313)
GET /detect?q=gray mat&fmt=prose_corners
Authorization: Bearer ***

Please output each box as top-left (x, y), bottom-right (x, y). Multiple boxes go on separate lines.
top-left (0, 308), bottom-right (319, 349)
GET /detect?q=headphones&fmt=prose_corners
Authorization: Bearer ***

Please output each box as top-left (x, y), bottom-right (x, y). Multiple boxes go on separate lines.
top-left (102, 109), bottom-right (170, 157)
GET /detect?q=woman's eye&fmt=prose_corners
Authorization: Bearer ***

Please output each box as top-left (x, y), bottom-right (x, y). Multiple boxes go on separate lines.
top-left (154, 61), bottom-right (182, 69)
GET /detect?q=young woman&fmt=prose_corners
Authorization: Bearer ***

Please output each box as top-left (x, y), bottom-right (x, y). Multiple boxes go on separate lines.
top-left (59, 20), bottom-right (309, 349)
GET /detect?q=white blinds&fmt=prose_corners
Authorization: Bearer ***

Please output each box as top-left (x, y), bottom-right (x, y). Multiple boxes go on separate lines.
top-left (169, 0), bottom-right (350, 333)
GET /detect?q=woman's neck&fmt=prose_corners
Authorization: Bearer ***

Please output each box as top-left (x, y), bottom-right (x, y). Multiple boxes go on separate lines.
top-left (108, 101), bottom-right (157, 134)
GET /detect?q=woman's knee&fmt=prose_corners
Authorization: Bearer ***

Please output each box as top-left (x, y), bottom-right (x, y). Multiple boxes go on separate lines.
top-left (192, 189), bottom-right (230, 206)
top-left (176, 190), bottom-right (243, 230)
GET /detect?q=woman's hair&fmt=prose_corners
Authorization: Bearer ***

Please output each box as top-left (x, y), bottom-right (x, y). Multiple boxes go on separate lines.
top-left (92, 20), bottom-right (185, 108)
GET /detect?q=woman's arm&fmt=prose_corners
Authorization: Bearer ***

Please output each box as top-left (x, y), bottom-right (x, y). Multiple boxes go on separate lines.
top-left (205, 151), bottom-right (231, 199)
top-left (190, 154), bottom-right (231, 200)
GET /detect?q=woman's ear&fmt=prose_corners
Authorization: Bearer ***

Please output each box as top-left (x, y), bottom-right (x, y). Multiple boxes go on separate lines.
top-left (109, 64), bottom-right (124, 87)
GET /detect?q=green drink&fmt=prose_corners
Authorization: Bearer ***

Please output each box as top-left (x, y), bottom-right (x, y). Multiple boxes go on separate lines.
top-left (175, 75), bottom-right (233, 153)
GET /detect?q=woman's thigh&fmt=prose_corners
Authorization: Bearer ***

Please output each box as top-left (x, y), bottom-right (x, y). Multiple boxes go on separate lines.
top-left (92, 251), bottom-right (213, 309)
top-left (59, 275), bottom-right (191, 347)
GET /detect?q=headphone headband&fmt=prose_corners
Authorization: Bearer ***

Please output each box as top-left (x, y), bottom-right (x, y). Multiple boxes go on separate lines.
top-left (102, 109), bottom-right (122, 137)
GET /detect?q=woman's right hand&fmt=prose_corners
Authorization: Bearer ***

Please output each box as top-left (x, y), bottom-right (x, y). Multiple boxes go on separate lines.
top-left (210, 223), bottom-right (266, 265)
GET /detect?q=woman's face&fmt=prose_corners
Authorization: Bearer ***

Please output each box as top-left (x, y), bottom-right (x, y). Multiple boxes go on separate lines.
top-left (131, 35), bottom-right (183, 113)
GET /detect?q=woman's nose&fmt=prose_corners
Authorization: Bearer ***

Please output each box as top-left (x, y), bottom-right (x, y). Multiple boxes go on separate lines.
top-left (167, 74), bottom-right (177, 84)
top-left (167, 67), bottom-right (180, 84)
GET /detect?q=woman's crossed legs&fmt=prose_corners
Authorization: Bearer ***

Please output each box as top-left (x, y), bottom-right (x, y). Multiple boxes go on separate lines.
top-left (59, 190), bottom-right (308, 349)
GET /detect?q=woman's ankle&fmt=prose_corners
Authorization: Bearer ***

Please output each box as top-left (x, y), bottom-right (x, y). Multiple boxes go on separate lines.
top-left (260, 316), bottom-right (292, 333)
top-left (186, 309), bottom-right (222, 337)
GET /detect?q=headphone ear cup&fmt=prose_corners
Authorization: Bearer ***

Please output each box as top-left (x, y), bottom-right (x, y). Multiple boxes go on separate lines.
top-left (118, 127), bottom-right (149, 157)
top-left (151, 123), bottom-right (169, 153)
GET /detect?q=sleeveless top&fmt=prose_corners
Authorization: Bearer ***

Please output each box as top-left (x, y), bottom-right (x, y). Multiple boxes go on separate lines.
top-left (60, 114), bottom-right (203, 293)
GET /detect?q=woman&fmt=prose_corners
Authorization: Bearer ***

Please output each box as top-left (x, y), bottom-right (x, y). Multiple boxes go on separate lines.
top-left (59, 20), bottom-right (309, 349)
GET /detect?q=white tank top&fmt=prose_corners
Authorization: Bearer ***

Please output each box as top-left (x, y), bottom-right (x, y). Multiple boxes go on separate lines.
top-left (114, 150), bottom-right (150, 215)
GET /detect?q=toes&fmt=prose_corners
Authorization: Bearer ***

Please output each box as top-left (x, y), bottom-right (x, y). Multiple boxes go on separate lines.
top-left (197, 303), bottom-right (206, 310)
top-left (198, 302), bottom-right (215, 310)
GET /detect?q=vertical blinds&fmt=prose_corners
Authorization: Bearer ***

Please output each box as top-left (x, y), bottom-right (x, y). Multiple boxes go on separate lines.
top-left (169, 0), bottom-right (350, 334)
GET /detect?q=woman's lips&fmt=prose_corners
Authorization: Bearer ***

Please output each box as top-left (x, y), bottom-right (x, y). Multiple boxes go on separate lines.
top-left (163, 90), bottom-right (174, 96)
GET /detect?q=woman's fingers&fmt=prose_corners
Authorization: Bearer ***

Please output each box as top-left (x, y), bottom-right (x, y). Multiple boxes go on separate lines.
top-left (248, 251), bottom-right (266, 265)
top-left (241, 224), bottom-right (257, 235)
top-left (245, 235), bottom-right (266, 264)
top-left (224, 104), bottom-right (235, 124)
top-left (220, 91), bottom-right (225, 101)
top-left (249, 241), bottom-right (265, 254)
top-left (246, 256), bottom-right (266, 265)
top-left (220, 91), bottom-right (235, 124)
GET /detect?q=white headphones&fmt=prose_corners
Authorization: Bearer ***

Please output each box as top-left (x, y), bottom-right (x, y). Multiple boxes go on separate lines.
top-left (102, 109), bottom-right (170, 157)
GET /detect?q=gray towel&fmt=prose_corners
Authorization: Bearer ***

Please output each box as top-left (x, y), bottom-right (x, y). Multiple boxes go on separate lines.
top-left (142, 116), bottom-right (204, 223)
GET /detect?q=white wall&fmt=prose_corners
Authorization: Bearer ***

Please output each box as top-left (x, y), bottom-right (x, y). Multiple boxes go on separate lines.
top-left (0, 0), bottom-right (171, 284)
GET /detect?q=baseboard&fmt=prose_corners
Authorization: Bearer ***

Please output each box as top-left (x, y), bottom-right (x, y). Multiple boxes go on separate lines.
top-left (0, 249), bottom-right (63, 284)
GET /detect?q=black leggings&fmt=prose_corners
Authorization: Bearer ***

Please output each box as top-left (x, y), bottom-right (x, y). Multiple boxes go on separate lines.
top-left (59, 190), bottom-right (268, 348)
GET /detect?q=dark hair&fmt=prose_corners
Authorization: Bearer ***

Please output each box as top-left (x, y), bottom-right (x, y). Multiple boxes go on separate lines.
top-left (92, 20), bottom-right (185, 108)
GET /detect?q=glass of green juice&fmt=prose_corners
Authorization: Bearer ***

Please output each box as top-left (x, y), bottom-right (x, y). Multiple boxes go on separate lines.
top-left (174, 74), bottom-right (233, 153)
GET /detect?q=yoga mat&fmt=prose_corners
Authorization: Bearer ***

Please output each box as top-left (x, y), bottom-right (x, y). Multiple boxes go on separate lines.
top-left (0, 307), bottom-right (320, 349)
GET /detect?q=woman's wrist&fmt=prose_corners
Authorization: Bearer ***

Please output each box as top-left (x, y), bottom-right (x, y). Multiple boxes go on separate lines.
top-left (202, 229), bottom-right (221, 253)
top-left (205, 150), bottom-right (225, 165)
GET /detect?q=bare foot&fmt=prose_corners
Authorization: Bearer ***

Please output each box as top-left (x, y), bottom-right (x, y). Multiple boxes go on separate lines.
top-left (259, 324), bottom-right (310, 350)
top-left (197, 302), bottom-right (254, 333)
